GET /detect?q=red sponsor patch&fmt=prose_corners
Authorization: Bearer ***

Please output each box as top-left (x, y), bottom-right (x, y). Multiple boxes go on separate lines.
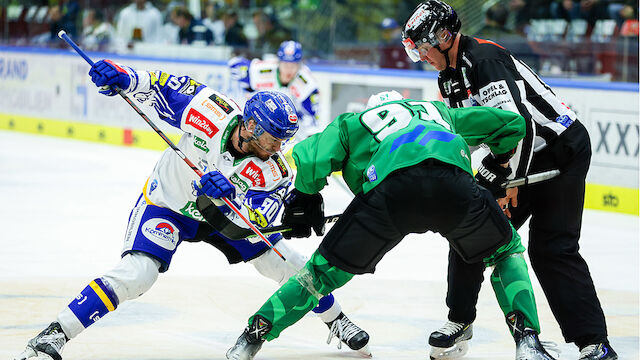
top-left (255, 82), bottom-right (274, 89)
top-left (240, 161), bottom-right (266, 187)
top-left (185, 108), bottom-right (219, 138)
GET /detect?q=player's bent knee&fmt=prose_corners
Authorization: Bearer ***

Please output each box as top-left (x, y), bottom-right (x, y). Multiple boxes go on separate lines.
top-left (102, 252), bottom-right (161, 302)
top-left (305, 251), bottom-right (354, 295)
top-left (250, 241), bottom-right (308, 286)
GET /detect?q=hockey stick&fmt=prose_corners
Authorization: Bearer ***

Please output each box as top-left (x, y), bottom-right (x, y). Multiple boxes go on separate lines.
top-left (216, 168), bottom-right (562, 240)
top-left (57, 30), bottom-right (287, 261)
top-left (501, 169), bottom-right (560, 188)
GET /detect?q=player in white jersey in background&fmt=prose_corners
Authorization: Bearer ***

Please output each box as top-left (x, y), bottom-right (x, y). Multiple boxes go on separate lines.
top-left (228, 40), bottom-right (321, 140)
top-left (14, 59), bottom-right (369, 360)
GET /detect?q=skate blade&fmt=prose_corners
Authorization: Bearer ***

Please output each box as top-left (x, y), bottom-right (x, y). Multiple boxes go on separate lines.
top-left (356, 344), bottom-right (372, 358)
top-left (429, 341), bottom-right (469, 360)
top-left (14, 347), bottom-right (54, 360)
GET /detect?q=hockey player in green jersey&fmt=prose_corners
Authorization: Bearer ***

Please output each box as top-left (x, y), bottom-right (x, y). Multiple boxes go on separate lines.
top-left (226, 91), bottom-right (557, 360)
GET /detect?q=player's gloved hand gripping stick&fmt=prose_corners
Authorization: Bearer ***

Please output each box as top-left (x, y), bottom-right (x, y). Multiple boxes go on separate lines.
top-left (212, 169), bottom-right (561, 240)
top-left (57, 30), bottom-right (287, 261)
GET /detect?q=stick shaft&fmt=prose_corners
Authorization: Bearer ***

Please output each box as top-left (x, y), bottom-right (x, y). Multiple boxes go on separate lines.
top-left (502, 169), bottom-right (561, 188)
top-left (58, 31), bottom-right (285, 261)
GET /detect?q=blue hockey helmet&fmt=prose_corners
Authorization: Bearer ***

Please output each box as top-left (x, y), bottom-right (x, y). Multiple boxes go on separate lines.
top-left (277, 40), bottom-right (303, 62)
top-left (243, 91), bottom-right (299, 141)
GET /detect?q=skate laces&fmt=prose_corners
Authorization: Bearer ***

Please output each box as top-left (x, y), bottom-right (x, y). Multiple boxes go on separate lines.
top-left (437, 321), bottom-right (466, 336)
top-left (327, 315), bottom-right (361, 349)
top-left (579, 344), bottom-right (600, 358)
top-left (34, 324), bottom-right (67, 351)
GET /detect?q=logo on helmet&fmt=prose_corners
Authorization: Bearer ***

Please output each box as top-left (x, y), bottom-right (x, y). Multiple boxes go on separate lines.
top-left (406, 7), bottom-right (430, 30)
top-left (288, 114), bottom-right (298, 123)
top-left (265, 99), bottom-right (278, 112)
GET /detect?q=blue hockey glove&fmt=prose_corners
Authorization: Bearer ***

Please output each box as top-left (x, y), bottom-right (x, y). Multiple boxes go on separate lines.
top-left (475, 154), bottom-right (511, 198)
top-left (194, 171), bottom-right (236, 199)
top-left (88, 59), bottom-right (131, 96)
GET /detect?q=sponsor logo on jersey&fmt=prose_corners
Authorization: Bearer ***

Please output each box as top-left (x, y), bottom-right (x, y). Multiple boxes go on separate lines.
top-left (180, 201), bottom-right (204, 221)
top-left (259, 69), bottom-right (273, 73)
top-left (197, 158), bottom-right (209, 173)
top-left (230, 173), bottom-right (249, 192)
top-left (267, 161), bottom-right (281, 180)
top-left (186, 108), bottom-right (219, 138)
top-left (271, 154), bottom-right (289, 178)
top-left (478, 80), bottom-right (514, 108)
top-left (149, 179), bottom-right (158, 195)
top-left (209, 94), bottom-right (234, 114)
top-left (181, 79), bottom-right (201, 95)
top-left (290, 85), bottom-right (300, 98)
top-left (200, 99), bottom-right (223, 118)
top-left (442, 80), bottom-right (452, 95)
top-left (193, 136), bottom-right (210, 153)
top-left (255, 82), bottom-right (274, 89)
top-left (240, 161), bottom-right (266, 187)
top-left (141, 219), bottom-right (179, 250)
top-left (298, 74), bottom-right (308, 84)
top-left (366, 165), bottom-right (378, 182)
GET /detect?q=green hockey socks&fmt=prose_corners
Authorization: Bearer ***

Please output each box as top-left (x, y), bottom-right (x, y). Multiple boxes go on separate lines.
top-left (250, 250), bottom-right (354, 340)
top-left (489, 253), bottom-right (540, 333)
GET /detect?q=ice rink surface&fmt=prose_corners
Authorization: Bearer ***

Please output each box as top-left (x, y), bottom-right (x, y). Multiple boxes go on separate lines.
top-left (1, 130), bottom-right (638, 359)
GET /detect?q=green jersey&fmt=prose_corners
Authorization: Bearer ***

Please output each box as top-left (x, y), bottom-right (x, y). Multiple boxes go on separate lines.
top-left (292, 99), bottom-right (525, 195)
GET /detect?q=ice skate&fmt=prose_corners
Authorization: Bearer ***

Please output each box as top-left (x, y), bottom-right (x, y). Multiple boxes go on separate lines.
top-left (429, 320), bottom-right (473, 359)
top-left (506, 311), bottom-right (557, 360)
top-left (14, 322), bottom-right (68, 360)
top-left (325, 312), bottom-right (371, 357)
top-left (578, 342), bottom-right (618, 360)
top-left (226, 315), bottom-right (271, 360)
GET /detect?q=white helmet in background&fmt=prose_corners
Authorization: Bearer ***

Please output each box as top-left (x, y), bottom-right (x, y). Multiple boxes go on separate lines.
top-left (366, 90), bottom-right (404, 109)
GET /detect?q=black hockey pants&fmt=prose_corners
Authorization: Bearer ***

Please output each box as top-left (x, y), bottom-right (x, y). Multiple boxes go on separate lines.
top-left (445, 121), bottom-right (609, 346)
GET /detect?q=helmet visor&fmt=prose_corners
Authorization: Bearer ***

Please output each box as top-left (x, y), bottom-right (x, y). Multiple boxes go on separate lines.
top-left (251, 120), bottom-right (291, 154)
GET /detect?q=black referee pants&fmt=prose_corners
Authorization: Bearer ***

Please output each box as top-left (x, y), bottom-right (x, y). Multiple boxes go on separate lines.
top-left (445, 121), bottom-right (608, 346)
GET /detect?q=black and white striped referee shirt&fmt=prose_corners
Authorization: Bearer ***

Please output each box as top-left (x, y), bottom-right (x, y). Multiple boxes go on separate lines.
top-left (437, 35), bottom-right (578, 178)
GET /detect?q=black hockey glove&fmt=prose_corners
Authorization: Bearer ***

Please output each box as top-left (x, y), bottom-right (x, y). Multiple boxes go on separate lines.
top-left (281, 189), bottom-right (325, 239)
top-left (475, 154), bottom-right (512, 198)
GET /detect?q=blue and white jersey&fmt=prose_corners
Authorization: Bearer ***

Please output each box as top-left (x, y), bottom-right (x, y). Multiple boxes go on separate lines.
top-left (120, 68), bottom-right (293, 231)
top-left (228, 57), bottom-right (320, 139)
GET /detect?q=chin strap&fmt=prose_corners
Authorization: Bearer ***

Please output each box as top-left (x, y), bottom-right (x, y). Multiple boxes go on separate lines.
top-left (435, 33), bottom-right (456, 69)
top-left (236, 118), bottom-right (254, 151)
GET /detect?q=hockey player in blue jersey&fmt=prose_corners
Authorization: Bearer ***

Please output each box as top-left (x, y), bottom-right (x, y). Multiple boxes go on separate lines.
top-left (228, 40), bottom-right (321, 140)
top-left (14, 59), bottom-right (370, 360)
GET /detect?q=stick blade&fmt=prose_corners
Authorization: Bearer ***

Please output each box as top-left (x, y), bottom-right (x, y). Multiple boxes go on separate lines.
top-left (195, 195), bottom-right (254, 240)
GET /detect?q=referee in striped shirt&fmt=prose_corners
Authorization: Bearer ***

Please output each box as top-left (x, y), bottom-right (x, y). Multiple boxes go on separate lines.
top-left (401, 1), bottom-right (616, 359)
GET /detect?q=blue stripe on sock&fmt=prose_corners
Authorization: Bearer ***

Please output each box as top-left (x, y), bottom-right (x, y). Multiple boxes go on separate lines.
top-left (312, 293), bottom-right (335, 314)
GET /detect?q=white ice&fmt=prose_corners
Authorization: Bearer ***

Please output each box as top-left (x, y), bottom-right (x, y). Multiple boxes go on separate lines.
top-left (0, 130), bottom-right (637, 359)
